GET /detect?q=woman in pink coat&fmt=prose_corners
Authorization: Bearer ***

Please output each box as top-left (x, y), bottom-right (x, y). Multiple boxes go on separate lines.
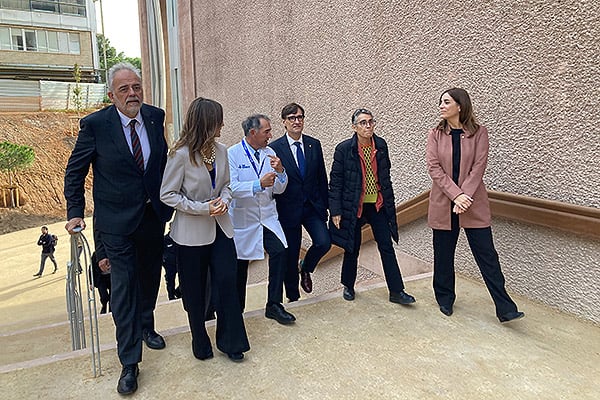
top-left (426, 88), bottom-right (524, 323)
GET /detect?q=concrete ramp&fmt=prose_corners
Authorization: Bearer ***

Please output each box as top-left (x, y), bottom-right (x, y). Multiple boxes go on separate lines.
top-left (2, 276), bottom-right (600, 399)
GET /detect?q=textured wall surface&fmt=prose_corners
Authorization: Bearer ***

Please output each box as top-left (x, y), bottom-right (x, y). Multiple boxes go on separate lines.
top-left (399, 217), bottom-right (600, 324)
top-left (181, 0), bottom-right (599, 320)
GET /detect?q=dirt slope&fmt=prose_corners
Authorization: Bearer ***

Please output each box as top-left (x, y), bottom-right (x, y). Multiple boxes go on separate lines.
top-left (0, 111), bottom-right (95, 234)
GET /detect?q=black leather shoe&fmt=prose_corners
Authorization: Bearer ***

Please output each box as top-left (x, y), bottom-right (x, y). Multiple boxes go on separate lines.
top-left (52, 268), bottom-right (57, 274)
top-left (389, 290), bottom-right (416, 305)
top-left (499, 311), bottom-right (525, 324)
top-left (227, 352), bottom-right (244, 362)
top-left (192, 339), bottom-right (214, 360)
top-left (117, 364), bottom-right (139, 395)
top-left (300, 270), bottom-right (313, 293)
top-left (343, 286), bottom-right (355, 301)
top-left (33, 273), bottom-right (41, 277)
top-left (439, 305), bottom-right (453, 316)
top-left (143, 329), bottom-right (166, 350)
top-left (265, 303), bottom-right (296, 325)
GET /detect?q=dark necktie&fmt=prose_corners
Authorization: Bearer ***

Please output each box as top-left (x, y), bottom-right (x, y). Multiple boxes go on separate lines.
top-left (254, 150), bottom-right (260, 161)
top-left (129, 119), bottom-right (144, 171)
top-left (293, 142), bottom-right (305, 178)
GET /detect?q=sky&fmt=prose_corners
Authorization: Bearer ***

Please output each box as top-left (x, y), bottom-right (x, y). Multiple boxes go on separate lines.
top-left (95, 0), bottom-right (141, 58)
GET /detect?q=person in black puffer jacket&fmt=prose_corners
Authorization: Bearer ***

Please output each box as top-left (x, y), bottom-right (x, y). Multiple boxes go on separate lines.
top-left (329, 108), bottom-right (415, 305)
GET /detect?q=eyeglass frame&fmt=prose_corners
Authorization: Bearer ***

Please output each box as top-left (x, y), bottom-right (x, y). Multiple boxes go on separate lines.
top-left (285, 114), bottom-right (305, 122)
top-left (354, 118), bottom-right (377, 128)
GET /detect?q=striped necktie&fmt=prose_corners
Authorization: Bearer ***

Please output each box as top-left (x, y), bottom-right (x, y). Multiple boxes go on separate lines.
top-left (129, 119), bottom-right (144, 171)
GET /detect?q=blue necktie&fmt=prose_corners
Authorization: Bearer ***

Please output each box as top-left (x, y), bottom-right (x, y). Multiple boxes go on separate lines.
top-left (293, 142), bottom-right (305, 178)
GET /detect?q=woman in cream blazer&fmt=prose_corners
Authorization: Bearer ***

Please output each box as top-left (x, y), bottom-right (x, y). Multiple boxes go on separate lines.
top-left (426, 88), bottom-right (524, 324)
top-left (160, 97), bottom-right (249, 361)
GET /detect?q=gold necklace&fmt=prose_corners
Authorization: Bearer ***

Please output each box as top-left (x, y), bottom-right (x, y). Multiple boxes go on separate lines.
top-left (202, 146), bottom-right (216, 164)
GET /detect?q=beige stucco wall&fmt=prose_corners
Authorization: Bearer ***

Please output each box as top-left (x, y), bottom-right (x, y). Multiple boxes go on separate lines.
top-left (178, 0), bottom-right (599, 321)
top-left (399, 218), bottom-right (600, 324)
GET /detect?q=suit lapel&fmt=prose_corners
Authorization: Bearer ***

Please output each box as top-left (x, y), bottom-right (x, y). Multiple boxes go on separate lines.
top-left (141, 105), bottom-right (159, 169)
top-left (105, 105), bottom-right (140, 172)
top-left (303, 136), bottom-right (314, 177)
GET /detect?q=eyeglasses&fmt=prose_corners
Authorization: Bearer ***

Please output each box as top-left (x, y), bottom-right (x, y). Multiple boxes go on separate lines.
top-left (286, 115), bottom-right (305, 122)
top-left (355, 119), bottom-right (376, 127)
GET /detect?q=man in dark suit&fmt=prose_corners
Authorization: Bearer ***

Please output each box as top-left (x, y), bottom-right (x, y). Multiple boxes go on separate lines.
top-left (64, 62), bottom-right (173, 396)
top-left (271, 103), bottom-right (331, 302)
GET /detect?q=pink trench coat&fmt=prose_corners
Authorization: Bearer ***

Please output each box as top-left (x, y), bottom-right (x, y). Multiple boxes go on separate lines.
top-left (426, 126), bottom-right (492, 230)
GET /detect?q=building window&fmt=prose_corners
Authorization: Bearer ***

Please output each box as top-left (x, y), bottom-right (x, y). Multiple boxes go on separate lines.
top-left (0, 26), bottom-right (80, 54)
top-left (25, 30), bottom-right (37, 51)
top-left (68, 32), bottom-right (80, 54)
top-left (47, 30), bottom-right (59, 52)
top-left (11, 30), bottom-right (24, 50)
top-left (0, 27), bottom-right (11, 50)
top-left (0, 0), bottom-right (86, 17)
top-left (0, 1), bottom-right (29, 11)
top-left (36, 29), bottom-right (48, 52)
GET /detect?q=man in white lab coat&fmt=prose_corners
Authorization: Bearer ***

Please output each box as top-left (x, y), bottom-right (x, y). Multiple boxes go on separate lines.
top-left (228, 114), bottom-right (296, 325)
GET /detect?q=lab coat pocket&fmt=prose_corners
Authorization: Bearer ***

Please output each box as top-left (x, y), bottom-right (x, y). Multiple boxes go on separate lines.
top-left (231, 208), bottom-right (247, 229)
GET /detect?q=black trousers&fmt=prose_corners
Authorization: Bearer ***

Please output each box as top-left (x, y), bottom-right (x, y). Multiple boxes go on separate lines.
top-left (282, 203), bottom-right (331, 301)
top-left (102, 205), bottom-right (164, 366)
top-left (96, 274), bottom-right (111, 310)
top-left (237, 226), bottom-right (287, 311)
top-left (177, 226), bottom-right (249, 357)
top-left (341, 203), bottom-right (405, 293)
top-left (432, 213), bottom-right (518, 317)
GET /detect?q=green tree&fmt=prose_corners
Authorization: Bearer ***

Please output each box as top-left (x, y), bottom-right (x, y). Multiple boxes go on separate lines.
top-left (0, 141), bottom-right (35, 207)
top-left (71, 63), bottom-right (83, 113)
top-left (97, 34), bottom-right (142, 83)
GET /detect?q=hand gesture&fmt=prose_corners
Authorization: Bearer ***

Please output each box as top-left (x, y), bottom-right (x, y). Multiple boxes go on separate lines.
top-left (209, 197), bottom-right (228, 216)
top-left (267, 154), bottom-right (284, 173)
top-left (260, 171), bottom-right (277, 188)
top-left (453, 193), bottom-right (473, 214)
top-left (332, 215), bottom-right (341, 229)
top-left (65, 217), bottom-right (86, 234)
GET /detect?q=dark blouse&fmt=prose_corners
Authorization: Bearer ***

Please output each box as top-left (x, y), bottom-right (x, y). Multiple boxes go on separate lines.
top-left (450, 128), bottom-right (463, 184)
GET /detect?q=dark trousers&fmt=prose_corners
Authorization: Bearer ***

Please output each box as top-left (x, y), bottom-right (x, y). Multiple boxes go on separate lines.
top-left (102, 205), bottom-right (164, 366)
top-left (177, 226), bottom-right (249, 357)
top-left (163, 261), bottom-right (177, 297)
top-left (96, 274), bottom-right (111, 312)
top-left (432, 213), bottom-right (518, 317)
top-left (283, 203), bottom-right (331, 301)
top-left (341, 203), bottom-right (405, 293)
top-left (37, 252), bottom-right (58, 275)
top-left (237, 227), bottom-right (287, 311)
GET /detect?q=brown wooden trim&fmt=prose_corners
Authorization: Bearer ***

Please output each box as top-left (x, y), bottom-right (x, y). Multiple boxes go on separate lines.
top-left (305, 190), bottom-right (599, 264)
top-left (488, 190), bottom-right (600, 239)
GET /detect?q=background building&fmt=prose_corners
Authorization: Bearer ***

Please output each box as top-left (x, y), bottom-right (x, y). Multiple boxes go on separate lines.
top-left (139, 0), bottom-right (600, 323)
top-left (0, 0), bottom-right (99, 82)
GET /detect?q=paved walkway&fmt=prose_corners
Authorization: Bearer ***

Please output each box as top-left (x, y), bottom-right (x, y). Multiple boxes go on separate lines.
top-left (1, 222), bottom-right (599, 399)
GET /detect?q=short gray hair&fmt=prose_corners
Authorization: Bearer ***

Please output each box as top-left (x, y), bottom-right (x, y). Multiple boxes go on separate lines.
top-left (351, 108), bottom-right (373, 124)
top-left (242, 114), bottom-right (270, 136)
top-left (108, 62), bottom-right (141, 91)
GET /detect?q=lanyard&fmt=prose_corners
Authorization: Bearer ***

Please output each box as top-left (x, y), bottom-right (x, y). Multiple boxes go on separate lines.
top-left (241, 139), bottom-right (265, 178)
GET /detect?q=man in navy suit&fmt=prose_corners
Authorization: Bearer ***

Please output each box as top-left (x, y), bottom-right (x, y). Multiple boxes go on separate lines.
top-left (271, 103), bottom-right (331, 302)
top-left (64, 62), bottom-right (173, 395)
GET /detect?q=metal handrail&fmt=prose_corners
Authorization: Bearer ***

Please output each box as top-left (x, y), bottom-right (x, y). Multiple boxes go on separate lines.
top-left (66, 230), bottom-right (102, 377)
